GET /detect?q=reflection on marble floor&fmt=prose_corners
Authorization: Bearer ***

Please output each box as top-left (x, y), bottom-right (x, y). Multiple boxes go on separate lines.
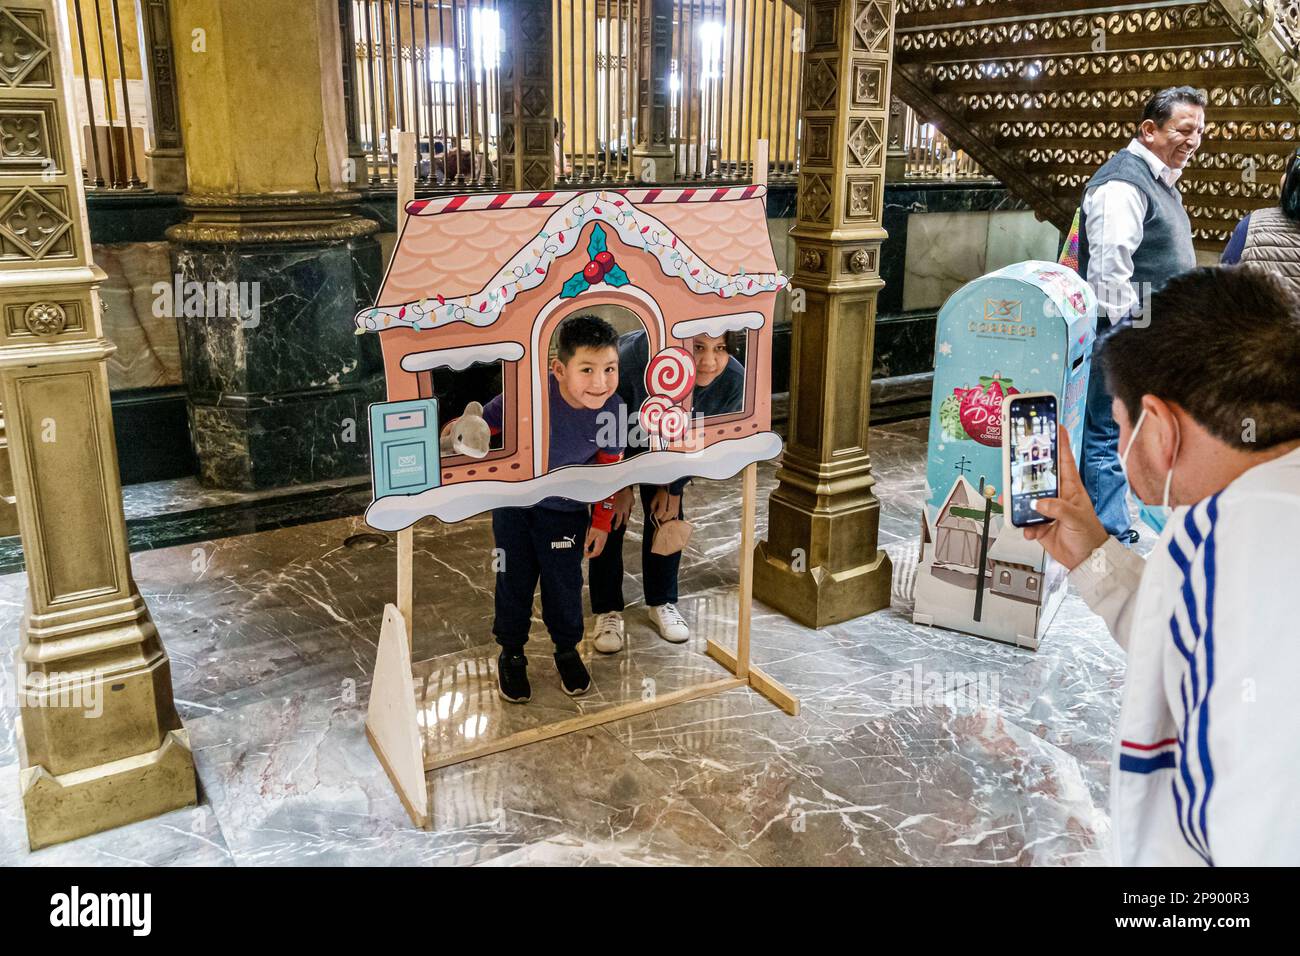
top-left (0, 418), bottom-right (1128, 865)
top-left (414, 594), bottom-right (741, 766)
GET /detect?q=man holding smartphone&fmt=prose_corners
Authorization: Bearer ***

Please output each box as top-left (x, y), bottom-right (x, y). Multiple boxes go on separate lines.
top-left (1025, 266), bottom-right (1300, 865)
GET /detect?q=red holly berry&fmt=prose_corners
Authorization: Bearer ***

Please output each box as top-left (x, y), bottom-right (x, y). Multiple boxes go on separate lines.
top-left (583, 261), bottom-right (604, 284)
top-left (594, 251), bottom-right (615, 273)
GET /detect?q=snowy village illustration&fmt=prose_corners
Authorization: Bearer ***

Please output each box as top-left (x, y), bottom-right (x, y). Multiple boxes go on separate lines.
top-left (354, 185), bottom-right (787, 531)
top-left (914, 261), bottom-right (1097, 649)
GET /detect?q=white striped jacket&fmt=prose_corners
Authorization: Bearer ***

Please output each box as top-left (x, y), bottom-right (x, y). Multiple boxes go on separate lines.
top-left (1071, 446), bottom-right (1300, 865)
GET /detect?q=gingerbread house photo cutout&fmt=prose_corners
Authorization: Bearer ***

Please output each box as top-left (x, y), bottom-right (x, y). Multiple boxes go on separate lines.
top-left (360, 137), bottom-right (799, 829)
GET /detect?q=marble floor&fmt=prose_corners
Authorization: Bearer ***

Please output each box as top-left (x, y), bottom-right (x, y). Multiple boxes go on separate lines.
top-left (0, 419), bottom-right (1135, 866)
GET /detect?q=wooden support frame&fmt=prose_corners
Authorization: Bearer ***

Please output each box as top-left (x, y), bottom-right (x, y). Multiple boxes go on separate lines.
top-left (365, 140), bottom-right (797, 829)
top-left (367, 462), bottom-right (797, 827)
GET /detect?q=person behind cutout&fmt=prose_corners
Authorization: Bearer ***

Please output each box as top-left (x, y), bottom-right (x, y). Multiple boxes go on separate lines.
top-left (587, 330), bottom-right (746, 652)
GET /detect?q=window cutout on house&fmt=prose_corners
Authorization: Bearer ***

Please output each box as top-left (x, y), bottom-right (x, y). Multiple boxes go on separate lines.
top-left (430, 361), bottom-right (507, 454)
top-left (1027, 576), bottom-right (1039, 592)
top-left (688, 329), bottom-right (749, 419)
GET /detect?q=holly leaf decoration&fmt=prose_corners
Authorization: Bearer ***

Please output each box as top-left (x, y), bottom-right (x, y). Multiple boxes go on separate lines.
top-left (561, 271), bottom-right (589, 299)
top-left (978, 374), bottom-right (1013, 389)
top-left (604, 264), bottom-right (630, 287)
top-left (587, 223), bottom-right (608, 259)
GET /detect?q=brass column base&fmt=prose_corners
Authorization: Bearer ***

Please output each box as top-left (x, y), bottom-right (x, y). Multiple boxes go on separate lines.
top-left (18, 728), bottom-right (197, 851)
top-left (13, 588), bottom-right (198, 850)
top-left (753, 540), bottom-right (893, 630)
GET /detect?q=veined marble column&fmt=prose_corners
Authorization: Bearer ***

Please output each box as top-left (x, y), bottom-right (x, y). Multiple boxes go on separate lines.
top-left (0, 0), bottom-right (196, 848)
top-left (166, 0), bottom-right (383, 489)
top-left (753, 0), bottom-right (896, 627)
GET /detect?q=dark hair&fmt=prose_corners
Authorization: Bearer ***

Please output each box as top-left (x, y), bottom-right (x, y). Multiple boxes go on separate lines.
top-left (556, 313), bottom-right (618, 363)
top-left (1141, 86), bottom-right (1207, 129)
top-left (1097, 266), bottom-right (1300, 449)
top-left (1281, 149), bottom-right (1300, 221)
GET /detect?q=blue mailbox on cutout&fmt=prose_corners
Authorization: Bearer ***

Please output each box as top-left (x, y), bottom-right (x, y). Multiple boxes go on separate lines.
top-left (370, 398), bottom-right (440, 499)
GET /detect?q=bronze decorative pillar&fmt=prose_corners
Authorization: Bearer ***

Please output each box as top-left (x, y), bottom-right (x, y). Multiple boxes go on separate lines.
top-left (885, 94), bottom-right (906, 182)
top-left (633, 0), bottom-right (674, 182)
top-left (138, 0), bottom-right (186, 193)
top-left (500, 0), bottom-right (555, 191)
top-left (754, 0), bottom-right (896, 628)
top-left (0, 0), bottom-right (196, 848)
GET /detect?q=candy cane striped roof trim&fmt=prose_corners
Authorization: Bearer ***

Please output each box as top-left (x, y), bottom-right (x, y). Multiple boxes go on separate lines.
top-left (406, 184), bottom-right (767, 217)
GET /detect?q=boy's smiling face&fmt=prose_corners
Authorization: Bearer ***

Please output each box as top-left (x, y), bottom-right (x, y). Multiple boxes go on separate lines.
top-left (553, 344), bottom-right (619, 410)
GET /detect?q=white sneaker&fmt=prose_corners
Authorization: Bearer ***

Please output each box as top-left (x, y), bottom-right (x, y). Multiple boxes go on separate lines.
top-left (649, 603), bottom-right (690, 644)
top-left (593, 611), bottom-right (625, 654)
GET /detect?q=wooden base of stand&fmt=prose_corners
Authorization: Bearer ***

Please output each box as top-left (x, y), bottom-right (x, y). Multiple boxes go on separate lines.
top-left (364, 462), bottom-right (800, 829)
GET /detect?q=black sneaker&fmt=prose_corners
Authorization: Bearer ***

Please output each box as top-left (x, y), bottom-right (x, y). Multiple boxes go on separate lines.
top-left (554, 649), bottom-right (591, 697)
top-left (497, 651), bottom-right (531, 704)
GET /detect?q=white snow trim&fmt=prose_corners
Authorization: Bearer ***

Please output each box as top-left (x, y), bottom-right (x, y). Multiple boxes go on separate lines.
top-left (400, 341), bottom-right (525, 373)
top-left (365, 431), bottom-right (783, 531)
top-left (670, 311), bottom-right (764, 338)
top-left (986, 525), bottom-right (1045, 568)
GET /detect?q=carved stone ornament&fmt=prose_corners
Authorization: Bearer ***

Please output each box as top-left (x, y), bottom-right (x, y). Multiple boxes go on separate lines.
top-left (800, 247), bottom-right (824, 272)
top-left (1242, 0), bottom-right (1277, 40)
top-left (23, 300), bottom-right (66, 335)
top-left (848, 249), bottom-right (872, 274)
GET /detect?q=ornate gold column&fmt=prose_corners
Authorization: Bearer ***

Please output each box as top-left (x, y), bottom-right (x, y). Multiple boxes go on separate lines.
top-left (633, 0), bottom-right (675, 182)
top-left (0, 0), bottom-right (196, 849)
top-left (0, 401), bottom-right (17, 536)
top-left (138, 0), bottom-right (186, 193)
top-left (753, 0), bottom-right (895, 628)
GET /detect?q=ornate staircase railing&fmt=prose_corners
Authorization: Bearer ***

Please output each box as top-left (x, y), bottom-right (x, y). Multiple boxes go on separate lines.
top-left (892, 0), bottom-right (1300, 255)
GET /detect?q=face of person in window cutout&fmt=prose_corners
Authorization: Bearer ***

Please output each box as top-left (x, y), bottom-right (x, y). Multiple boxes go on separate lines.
top-left (691, 333), bottom-right (731, 389)
top-left (553, 344), bottom-right (619, 410)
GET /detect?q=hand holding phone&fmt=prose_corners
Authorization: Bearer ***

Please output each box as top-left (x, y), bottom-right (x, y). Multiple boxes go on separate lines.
top-left (1002, 392), bottom-right (1060, 528)
top-left (1022, 427), bottom-right (1110, 571)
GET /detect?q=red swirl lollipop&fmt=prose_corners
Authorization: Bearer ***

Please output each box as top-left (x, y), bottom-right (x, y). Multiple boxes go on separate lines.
top-left (639, 394), bottom-right (673, 437)
top-left (645, 346), bottom-right (695, 404)
top-left (658, 405), bottom-right (691, 443)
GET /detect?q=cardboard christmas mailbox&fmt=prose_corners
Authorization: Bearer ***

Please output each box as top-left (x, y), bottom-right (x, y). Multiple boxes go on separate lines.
top-left (913, 260), bottom-right (1097, 649)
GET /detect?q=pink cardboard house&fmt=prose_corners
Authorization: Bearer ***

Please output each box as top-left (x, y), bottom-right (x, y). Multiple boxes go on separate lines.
top-left (355, 186), bottom-right (788, 531)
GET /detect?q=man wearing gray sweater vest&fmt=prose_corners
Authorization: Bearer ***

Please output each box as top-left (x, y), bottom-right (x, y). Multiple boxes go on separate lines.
top-left (1076, 87), bottom-right (1203, 540)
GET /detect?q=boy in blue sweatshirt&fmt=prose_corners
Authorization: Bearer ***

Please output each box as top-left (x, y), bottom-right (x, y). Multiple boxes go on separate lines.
top-left (473, 315), bottom-right (625, 702)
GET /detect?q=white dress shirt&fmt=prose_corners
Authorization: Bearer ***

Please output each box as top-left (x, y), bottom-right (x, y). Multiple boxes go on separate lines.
top-left (1068, 446), bottom-right (1300, 865)
top-left (1082, 140), bottom-right (1182, 321)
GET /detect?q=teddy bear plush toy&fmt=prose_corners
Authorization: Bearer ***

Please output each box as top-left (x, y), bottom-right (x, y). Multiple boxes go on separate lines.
top-left (440, 401), bottom-right (491, 459)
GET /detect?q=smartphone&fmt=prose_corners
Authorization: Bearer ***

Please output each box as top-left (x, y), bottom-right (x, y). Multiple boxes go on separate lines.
top-left (1001, 391), bottom-right (1059, 528)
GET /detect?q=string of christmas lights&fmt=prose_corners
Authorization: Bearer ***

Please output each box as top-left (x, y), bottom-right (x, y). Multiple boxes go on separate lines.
top-left (354, 190), bottom-right (789, 334)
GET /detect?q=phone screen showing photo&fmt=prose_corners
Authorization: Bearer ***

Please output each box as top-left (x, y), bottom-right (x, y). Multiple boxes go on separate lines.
top-left (1008, 395), bottom-right (1059, 527)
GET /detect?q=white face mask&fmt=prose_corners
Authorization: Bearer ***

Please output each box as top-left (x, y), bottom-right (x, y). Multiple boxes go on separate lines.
top-left (1120, 407), bottom-right (1180, 533)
